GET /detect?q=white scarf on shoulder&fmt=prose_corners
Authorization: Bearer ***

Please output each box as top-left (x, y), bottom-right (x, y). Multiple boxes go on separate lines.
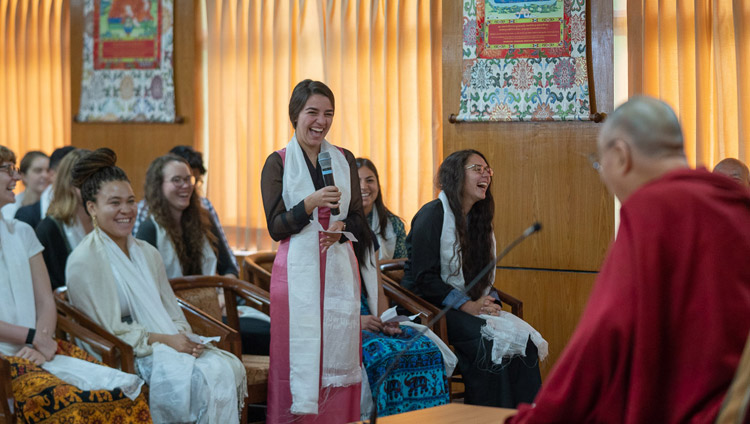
top-left (151, 216), bottom-right (218, 278)
top-left (283, 135), bottom-right (361, 414)
top-left (98, 230), bottom-right (244, 423)
top-left (370, 207), bottom-right (397, 261)
top-left (437, 192), bottom-right (548, 362)
top-left (0, 219), bottom-right (143, 400)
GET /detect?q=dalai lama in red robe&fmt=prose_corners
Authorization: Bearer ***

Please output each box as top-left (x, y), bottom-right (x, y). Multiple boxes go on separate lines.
top-left (508, 96), bottom-right (750, 423)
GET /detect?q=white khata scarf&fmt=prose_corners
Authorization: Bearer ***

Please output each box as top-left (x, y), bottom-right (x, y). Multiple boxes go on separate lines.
top-left (437, 192), bottom-right (548, 362)
top-left (151, 216), bottom-right (218, 278)
top-left (0, 219), bottom-right (143, 400)
top-left (369, 207), bottom-right (397, 261)
top-left (98, 230), bottom-right (245, 423)
top-left (282, 135), bottom-right (361, 414)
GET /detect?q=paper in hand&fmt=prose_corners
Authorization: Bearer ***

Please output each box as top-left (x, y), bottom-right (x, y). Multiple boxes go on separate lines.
top-left (379, 305), bottom-right (421, 324)
top-left (312, 220), bottom-right (358, 242)
top-left (187, 333), bottom-right (220, 345)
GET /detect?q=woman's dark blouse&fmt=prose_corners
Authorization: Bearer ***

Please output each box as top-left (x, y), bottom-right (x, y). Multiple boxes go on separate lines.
top-left (136, 217), bottom-right (239, 277)
top-left (35, 216), bottom-right (71, 290)
top-left (260, 148), bottom-right (368, 244)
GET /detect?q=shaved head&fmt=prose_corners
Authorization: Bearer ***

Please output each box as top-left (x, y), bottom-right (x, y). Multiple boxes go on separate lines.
top-left (599, 96), bottom-right (685, 158)
top-left (714, 158), bottom-right (750, 187)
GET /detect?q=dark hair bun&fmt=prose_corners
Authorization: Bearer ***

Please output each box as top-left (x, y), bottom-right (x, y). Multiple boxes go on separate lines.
top-left (72, 148), bottom-right (117, 188)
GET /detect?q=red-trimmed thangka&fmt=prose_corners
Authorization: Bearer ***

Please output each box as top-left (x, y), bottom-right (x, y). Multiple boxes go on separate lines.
top-left (78, 0), bottom-right (175, 122)
top-left (458, 0), bottom-right (590, 121)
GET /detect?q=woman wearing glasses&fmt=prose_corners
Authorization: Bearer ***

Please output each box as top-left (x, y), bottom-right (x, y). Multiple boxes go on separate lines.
top-left (0, 146), bottom-right (150, 423)
top-left (401, 149), bottom-right (543, 408)
top-left (136, 154), bottom-right (239, 279)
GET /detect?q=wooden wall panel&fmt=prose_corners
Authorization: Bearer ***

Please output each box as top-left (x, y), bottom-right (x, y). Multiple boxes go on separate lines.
top-left (496, 269), bottom-right (597, 379)
top-left (69, 1), bottom-right (198, 200)
top-left (442, 0), bottom-right (615, 377)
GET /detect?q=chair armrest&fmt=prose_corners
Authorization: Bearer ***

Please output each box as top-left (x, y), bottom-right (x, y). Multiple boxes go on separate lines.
top-left (55, 314), bottom-right (119, 368)
top-left (381, 275), bottom-right (448, 343)
top-left (170, 275), bottom-right (271, 332)
top-left (54, 294), bottom-right (136, 374)
top-left (177, 299), bottom-right (242, 359)
top-left (241, 254), bottom-right (274, 292)
top-left (496, 290), bottom-right (523, 319)
top-left (0, 354), bottom-right (15, 424)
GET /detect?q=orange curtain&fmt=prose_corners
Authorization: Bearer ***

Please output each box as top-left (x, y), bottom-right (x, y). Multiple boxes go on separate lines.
top-left (203, 0), bottom-right (442, 251)
top-left (627, 0), bottom-right (750, 168)
top-left (0, 0), bottom-right (70, 158)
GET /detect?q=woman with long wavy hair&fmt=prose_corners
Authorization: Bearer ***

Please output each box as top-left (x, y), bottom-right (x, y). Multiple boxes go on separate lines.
top-left (136, 154), bottom-right (238, 278)
top-left (401, 149), bottom-right (544, 408)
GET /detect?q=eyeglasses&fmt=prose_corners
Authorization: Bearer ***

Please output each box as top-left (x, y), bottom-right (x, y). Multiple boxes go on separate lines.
top-left (0, 163), bottom-right (18, 176)
top-left (169, 175), bottom-right (196, 187)
top-left (465, 164), bottom-right (494, 177)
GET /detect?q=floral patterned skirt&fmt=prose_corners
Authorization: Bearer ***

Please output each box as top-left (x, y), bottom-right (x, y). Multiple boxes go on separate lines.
top-left (7, 340), bottom-right (152, 424)
top-left (362, 326), bottom-right (450, 417)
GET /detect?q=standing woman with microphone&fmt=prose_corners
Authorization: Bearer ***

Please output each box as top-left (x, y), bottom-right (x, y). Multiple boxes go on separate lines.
top-left (261, 79), bottom-right (374, 423)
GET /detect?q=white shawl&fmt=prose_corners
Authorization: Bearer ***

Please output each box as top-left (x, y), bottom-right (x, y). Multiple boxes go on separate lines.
top-left (370, 207), bottom-right (397, 261)
top-left (151, 216), bottom-right (218, 278)
top-left (0, 219), bottom-right (143, 400)
top-left (96, 229), bottom-right (245, 423)
top-left (437, 192), bottom-right (548, 362)
top-left (282, 136), bottom-right (361, 414)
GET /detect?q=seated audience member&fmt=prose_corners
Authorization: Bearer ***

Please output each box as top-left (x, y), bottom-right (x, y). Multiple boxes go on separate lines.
top-left (401, 149), bottom-right (544, 408)
top-left (136, 154), bottom-right (270, 355)
top-left (0, 145), bottom-right (149, 424)
top-left (35, 149), bottom-right (93, 290)
top-left (359, 246), bottom-right (452, 417)
top-left (136, 154), bottom-right (238, 278)
top-left (65, 148), bottom-right (246, 424)
top-left (357, 157), bottom-right (407, 260)
top-left (713, 157), bottom-right (750, 187)
top-left (133, 145), bottom-right (238, 272)
top-left (14, 146), bottom-right (75, 228)
top-left (508, 97), bottom-right (750, 423)
top-left (2, 150), bottom-right (49, 221)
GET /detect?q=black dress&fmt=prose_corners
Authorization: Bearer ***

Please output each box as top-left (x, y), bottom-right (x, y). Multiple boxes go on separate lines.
top-left (401, 199), bottom-right (542, 408)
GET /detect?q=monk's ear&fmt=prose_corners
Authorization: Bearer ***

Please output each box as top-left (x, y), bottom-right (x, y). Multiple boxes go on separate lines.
top-left (611, 138), bottom-right (632, 175)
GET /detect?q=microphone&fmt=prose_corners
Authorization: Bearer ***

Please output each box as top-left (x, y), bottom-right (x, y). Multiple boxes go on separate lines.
top-left (367, 222), bottom-right (543, 423)
top-left (317, 151), bottom-right (340, 215)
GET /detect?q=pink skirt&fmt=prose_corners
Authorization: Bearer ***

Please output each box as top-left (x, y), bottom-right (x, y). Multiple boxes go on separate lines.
top-left (267, 209), bottom-right (361, 424)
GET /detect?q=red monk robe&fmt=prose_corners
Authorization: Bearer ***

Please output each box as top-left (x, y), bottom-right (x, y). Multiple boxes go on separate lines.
top-left (509, 169), bottom-right (750, 423)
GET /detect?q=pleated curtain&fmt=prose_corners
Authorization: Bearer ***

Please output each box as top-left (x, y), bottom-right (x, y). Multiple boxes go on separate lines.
top-left (627, 0), bottom-right (750, 167)
top-left (0, 0), bottom-right (69, 157)
top-left (202, 0), bottom-right (443, 251)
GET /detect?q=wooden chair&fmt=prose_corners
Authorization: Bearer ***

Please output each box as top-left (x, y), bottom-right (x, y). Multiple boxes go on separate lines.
top-left (379, 258), bottom-right (526, 401)
top-left (380, 258), bottom-right (524, 319)
top-left (168, 276), bottom-right (271, 406)
top-left (0, 311), bottom-right (131, 424)
top-left (54, 287), bottom-right (240, 371)
top-left (241, 251), bottom-right (276, 292)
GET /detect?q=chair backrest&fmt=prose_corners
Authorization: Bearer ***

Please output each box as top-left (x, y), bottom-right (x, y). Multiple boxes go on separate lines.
top-left (0, 355), bottom-right (15, 424)
top-left (242, 251), bottom-right (275, 292)
top-left (169, 275), bottom-right (271, 334)
top-left (379, 258), bottom-right (406, 284)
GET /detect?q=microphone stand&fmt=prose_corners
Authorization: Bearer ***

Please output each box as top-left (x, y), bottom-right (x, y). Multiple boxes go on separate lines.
top-left (366, 222), bottom-right (542, 423)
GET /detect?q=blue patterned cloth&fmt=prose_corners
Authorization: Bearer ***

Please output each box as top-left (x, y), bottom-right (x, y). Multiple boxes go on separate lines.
top-left (361, 295), bottom-right (450, 416)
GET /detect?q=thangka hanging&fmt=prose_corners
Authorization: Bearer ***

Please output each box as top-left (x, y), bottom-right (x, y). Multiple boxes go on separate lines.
top-left (78, 0), bottom-right (175, 122)
top-left (458, 0), bottom-right (591, 122)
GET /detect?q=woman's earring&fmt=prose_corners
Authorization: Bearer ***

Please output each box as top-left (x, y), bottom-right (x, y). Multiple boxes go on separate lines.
top-left (92, 215), bottom-right (98, 229)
